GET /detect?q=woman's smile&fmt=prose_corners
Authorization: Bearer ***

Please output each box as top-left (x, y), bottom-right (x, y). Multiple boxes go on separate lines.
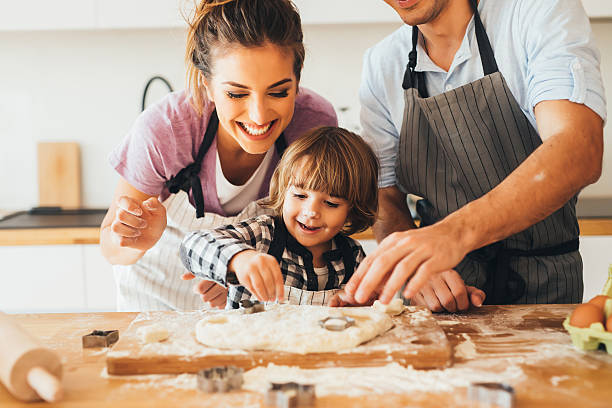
top-left (237, 119), bottom-right (277, 140)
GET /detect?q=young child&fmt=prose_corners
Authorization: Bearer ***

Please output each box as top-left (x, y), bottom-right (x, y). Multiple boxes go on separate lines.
top-left (179, 126), bottom-right (378, 308)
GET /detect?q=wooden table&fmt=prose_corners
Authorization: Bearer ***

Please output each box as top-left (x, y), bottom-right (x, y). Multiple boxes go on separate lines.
top-left (1, 305), bottom-right (610, 407)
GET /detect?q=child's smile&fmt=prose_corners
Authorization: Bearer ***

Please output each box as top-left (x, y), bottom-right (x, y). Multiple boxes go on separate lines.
top-left (283, 185), bottom-right (350, 264)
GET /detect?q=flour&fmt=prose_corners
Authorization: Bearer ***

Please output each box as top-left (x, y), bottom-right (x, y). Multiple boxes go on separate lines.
top-left (195, 304), bottom-right (394, 354)
top-left (454, 333), bottom-right (477, 359)
top-left (242, 363), bottom-right (524, 396)
top-left (550, 375), bottom-right (571, 386)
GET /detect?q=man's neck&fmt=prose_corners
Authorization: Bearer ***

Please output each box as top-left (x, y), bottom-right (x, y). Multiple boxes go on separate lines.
top-left (419, 0), bottom-right (474, 72)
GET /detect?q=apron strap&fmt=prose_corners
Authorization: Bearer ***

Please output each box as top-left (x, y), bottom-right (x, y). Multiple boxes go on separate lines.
top-left (468, 0), bottom-right (498, 75)
top-left (165, 109), bottom-right (288, 219)
top-left (335, 235), bottom-right (356, 286)
top-left (402, 0), bottom-right (498, 93)
top-left (268, 217), bottom-right (321, 292)
top-left (164, 109), bottom-right (218, 218)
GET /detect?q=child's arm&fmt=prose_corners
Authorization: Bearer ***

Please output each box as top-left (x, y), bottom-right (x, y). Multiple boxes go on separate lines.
top-left (179, 216), bottom-right (284, 301)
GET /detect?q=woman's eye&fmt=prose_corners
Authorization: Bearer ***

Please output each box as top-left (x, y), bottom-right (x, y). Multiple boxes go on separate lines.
top-left (325, 201), bottom-right (340, 208)
top-left (226, 92), bottom-right (247, 99)
top-left (270, 90), bottom-right (289, 98)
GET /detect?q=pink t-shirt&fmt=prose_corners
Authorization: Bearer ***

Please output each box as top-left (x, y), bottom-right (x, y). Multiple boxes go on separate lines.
top-left (109, 87), bottom-right (337, 216)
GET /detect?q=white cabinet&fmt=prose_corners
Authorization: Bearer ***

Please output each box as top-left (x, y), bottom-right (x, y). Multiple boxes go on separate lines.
top-left (1, 0), bottom-right (608, 31)
top-left (0, 244), bottom-right (115, 313)
top-left (580, 236), bottom-right (612, 302)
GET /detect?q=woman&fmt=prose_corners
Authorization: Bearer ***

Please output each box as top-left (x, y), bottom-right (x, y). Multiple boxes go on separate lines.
top-left (100, 0), bottom-right (337, 311)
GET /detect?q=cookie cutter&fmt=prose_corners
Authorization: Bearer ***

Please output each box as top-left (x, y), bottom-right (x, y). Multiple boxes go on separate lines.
top-left (196, 366), bottom-right (244, 393)
top-left (82, 330), bottom-right (119, 348)
top-left (318, 316), bottom-right (355, 331)
top-left (467, 382), bottom-right (515, 408)
top-left (240, 299), bottom-right (265, 314)
top-left (264, 382), bottom-right (315, 408)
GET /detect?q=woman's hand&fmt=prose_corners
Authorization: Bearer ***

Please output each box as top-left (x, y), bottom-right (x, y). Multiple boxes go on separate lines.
top-left (181, 273), bottom-right (228, 309)
top-left (407, 270), bottom-right (485, 312)
top-left (229, 250), bottom-right (284, 302)
top-left (110, 196), bottom-right (167, 252)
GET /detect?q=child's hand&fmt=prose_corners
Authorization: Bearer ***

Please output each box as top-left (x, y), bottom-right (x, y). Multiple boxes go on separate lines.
top-left (181, 273), bottom-right (227, 309)
top-left (229, 250), bottom-right (284, 302)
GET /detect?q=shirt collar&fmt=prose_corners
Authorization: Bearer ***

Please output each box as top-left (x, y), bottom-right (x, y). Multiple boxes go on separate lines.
top-left (413, 15), bottom-right (476, 76)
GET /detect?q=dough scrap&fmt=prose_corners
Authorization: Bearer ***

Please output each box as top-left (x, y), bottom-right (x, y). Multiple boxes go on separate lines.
top-left (372, 298), bottom-right (405, 316)
top-left (195, 304), bottom-right (393, 354)
top-left (138, 323), bottom-right (169, 343)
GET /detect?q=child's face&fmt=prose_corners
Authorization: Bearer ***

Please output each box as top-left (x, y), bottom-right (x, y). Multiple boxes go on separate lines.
top-left (282, 185), bottom-right (350, 254)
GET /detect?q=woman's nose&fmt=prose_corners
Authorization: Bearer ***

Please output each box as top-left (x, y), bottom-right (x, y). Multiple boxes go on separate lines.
top-left (248, 95), bottom-right (267, 124)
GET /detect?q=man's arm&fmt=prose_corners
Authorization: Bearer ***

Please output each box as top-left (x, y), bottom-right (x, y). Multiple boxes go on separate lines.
top-left (347, 100), bottom-right (603, 304)
top-left (372, 186), bottom-right (417, 242)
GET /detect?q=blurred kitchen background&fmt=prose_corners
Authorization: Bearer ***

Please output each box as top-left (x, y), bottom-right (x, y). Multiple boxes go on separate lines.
top-left (0, 0), bottom-right (611, 312)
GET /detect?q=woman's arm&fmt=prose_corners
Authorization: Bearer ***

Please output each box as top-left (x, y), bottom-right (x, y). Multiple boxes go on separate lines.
top-left (99, 177), bottom-right (167, 265)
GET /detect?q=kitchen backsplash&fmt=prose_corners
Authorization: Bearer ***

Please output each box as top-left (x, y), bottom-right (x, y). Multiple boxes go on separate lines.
top-left (1, 21), bottom-right (611, 210)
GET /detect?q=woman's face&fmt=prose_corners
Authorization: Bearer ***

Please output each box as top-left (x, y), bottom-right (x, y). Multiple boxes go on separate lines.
top-left (204, 43), bottom-right (297, 155)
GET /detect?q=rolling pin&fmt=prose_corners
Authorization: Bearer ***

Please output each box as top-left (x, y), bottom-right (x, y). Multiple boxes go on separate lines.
top-left (0, 312), bottom-right (63, 402)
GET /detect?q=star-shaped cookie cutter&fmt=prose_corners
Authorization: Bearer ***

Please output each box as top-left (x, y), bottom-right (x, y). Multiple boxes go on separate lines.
top-left (240, 299), bottom-right (265, 314)
top-left (318, 315), bottom-right (356, 331)
top-left (196, 366), bottom-right (244, 393)
top-left (265, 382), bottom-right (316, 408)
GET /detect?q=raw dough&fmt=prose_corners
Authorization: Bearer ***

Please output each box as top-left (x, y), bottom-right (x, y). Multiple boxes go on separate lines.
top-left (195, 304), bottom-right (393, 354)
top-left (372, 298), bottom-right (405, 316)
top-left (138, 324), bottom-right (169, 343)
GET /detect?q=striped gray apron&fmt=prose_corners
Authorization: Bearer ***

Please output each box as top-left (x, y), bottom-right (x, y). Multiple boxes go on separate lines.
top-left (395, 0), bottom-right (582, 304)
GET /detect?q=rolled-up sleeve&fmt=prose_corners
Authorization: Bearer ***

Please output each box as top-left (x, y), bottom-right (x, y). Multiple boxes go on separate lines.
top-left (179, 216), bottom-right (274, 287)
top-left (521, 0), bottom-right (606, 123)
top-left (359, 48), bottom-right (401, 188)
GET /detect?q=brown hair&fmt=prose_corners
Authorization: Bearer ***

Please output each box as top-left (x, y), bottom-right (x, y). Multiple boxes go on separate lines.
top-left (266, 127), bottom-right (379, 235)
top-left (185, 0), bottom-right (305, 115)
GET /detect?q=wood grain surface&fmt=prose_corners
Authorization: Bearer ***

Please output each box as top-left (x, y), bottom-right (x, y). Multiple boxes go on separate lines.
top-left (37, 142), bottom-right (81, 209)
top-left (106, 306), bottom-right (451, 375)
top-left (0, 305), bottom-right (611, 407)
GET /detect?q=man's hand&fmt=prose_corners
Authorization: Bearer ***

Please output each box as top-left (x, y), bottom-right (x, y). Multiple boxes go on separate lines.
top-left (229, 250), bottom-right (284, 302)
top-left (181, 273), bottom-right (228, 309)
top-left (345, 220), bottom-right (471, 304)
top-left (109, 196), bottom-right (167, 251)
top-left (407, 270), bottom-right (485, 312)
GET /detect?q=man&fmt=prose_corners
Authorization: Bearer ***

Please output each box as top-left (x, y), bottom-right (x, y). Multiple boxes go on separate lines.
top-left (345, 0), bottom-right (605, 311)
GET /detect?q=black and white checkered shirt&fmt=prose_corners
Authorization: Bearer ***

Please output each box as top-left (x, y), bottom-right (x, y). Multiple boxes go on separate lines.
top-left (179, 215), bottom-right (365, 309)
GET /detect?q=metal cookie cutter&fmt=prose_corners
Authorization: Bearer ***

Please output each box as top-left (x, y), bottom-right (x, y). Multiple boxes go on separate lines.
top-left (82, 330), bottom-right (119, 348)
top-left (467, 382), bottom-right (515, 408)
top-left (240, 299), bottom-right (265, 314)
top-left (318, 315), bottom-right (355, 331)
top-left (197, 366), bottom-right (244, 393)
top-left (265, 382), bottom-right (315, 408)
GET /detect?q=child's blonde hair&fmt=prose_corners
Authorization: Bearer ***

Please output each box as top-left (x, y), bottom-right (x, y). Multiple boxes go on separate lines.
top-left (266, 126), bottom-right (378, 235)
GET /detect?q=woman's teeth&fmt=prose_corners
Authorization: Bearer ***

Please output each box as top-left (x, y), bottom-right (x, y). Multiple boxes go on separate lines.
top-left (239, 121), bottom-right (272, 136)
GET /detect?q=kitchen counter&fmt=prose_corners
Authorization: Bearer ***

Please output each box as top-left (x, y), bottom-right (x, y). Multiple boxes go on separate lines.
top-left (1, 305), bottom-right (610, 407)
top-left (1, 197), bottom-right (611, 246)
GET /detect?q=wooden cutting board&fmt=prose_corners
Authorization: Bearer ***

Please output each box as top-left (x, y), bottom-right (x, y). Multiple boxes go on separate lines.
top-left (106, 306), bottom-right (451, 375)
top-left (37, 142), bottom-right (81, 208)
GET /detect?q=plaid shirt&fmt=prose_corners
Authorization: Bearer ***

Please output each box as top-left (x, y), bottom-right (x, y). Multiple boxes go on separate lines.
top-left (180, 214), bottom-right (365, 309)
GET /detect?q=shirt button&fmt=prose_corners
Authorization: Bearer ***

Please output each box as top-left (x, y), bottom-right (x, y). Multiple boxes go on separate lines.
top-left (445, 84), bottom-right (453, 92)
